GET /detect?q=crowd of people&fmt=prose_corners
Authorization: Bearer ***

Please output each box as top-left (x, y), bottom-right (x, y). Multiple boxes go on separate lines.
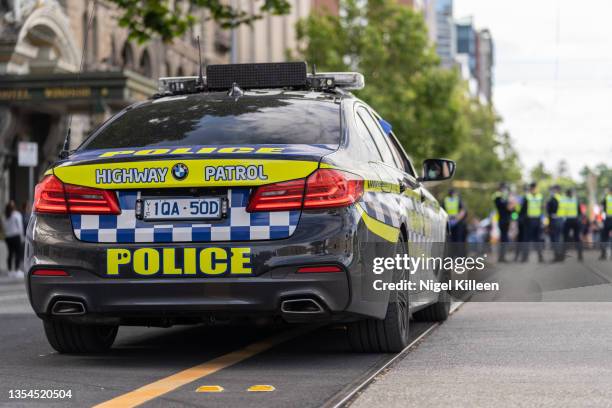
top-left (444, 184), bottom-right (612, 263)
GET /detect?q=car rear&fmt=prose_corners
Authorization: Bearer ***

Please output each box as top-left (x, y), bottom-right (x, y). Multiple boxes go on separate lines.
top-left (26, 91), bottom-right (369, 335)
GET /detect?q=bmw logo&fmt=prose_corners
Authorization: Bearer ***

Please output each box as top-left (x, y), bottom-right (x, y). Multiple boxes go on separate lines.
top-left (172, 163), bottom-right (189, 180)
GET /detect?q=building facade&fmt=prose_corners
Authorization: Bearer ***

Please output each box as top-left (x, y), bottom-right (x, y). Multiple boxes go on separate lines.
top-left (0, 0), bottom-right (229, 207)
top-left (434, 0), bottom-right (455, 68)
top-left (475, 28), bottom-right (494, 103)
top-left (231, 0), bottom-right (311, 63)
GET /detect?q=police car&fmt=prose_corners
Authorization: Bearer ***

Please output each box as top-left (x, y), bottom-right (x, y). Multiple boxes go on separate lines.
top-left (26, 62), bottom-right (455, 354)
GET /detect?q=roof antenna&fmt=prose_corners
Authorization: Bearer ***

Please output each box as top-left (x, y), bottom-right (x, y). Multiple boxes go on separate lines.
top-left (196, 35), bottom-right (205, 90)
top-left (60, 0), bottom-right (95, 159)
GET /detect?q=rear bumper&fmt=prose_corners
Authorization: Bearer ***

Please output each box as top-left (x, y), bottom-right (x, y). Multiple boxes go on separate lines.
top-left (28, 266), bottom-right (350, 322)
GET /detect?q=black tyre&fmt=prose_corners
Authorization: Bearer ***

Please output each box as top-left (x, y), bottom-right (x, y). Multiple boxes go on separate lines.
top-left (411, 289), bottom-right (450, 322)
top-left (43, 320), bottom-right (118, 354)
top-left (412, 245), bottom-right (451, 322)
top-left (347, 234), bottom-right (410, 353)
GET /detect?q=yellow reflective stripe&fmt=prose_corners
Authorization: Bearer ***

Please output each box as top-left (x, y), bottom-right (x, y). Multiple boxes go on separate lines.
top-left (356, 204), bottom-right (399, 243)
top-left (44, 169), bottom-right (53, 176)
top-left (53, 159), bottom-right (319, 189)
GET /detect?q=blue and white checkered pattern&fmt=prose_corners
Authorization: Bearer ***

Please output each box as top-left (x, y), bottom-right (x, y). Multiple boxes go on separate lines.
top-left (71, 189), bottom-right (300, 243)
top-left (360, 191), bottom-right (403, 228)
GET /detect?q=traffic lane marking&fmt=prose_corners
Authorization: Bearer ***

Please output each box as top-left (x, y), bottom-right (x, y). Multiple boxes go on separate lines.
top-left (93, 326), bottom-right (314, 408)
top-left (196, 385), bottom-right (224, 393)
top-left (247, 384), bottom-right (276, 392)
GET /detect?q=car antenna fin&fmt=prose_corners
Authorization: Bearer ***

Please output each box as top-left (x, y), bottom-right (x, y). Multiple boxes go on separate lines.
top-left (59, 0), bottom-right (95, 159)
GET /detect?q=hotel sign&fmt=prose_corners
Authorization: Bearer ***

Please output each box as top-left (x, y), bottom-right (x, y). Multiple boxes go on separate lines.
top-left (0, 86), bottom-right (110, 101)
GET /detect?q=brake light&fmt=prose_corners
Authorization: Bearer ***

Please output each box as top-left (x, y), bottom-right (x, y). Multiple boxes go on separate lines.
top-left (247, 169), bottom-right (363, 212)
top-left (34, 175), bottom-right (120, 215)
top-left (303, 169), bottom-right (364, 209)
top-left (247, 178), bottom-right (306, 212)
top-left (32, 269), bottom-right (69, 276)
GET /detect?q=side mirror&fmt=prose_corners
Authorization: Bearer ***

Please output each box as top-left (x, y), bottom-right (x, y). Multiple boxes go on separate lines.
top-left (418, 158), bottom-right (456, 183)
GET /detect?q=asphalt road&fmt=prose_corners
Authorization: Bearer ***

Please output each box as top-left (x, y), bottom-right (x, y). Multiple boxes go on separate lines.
top-left (0, 252), bottom-right (611, 407)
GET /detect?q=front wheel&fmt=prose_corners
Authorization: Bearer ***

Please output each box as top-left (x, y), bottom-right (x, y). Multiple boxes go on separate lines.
top-left (43, 320), bottom-right (118, 354)
top-left (347, 234), bottom-right (410, 353)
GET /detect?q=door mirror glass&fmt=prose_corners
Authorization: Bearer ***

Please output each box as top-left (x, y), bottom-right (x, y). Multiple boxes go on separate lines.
top-left (420, 159), bottom-right (456, 182)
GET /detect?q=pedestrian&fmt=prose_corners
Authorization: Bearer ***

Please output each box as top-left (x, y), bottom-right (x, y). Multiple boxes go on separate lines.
top-left (600, 186), bottom-right (612, 260)
top-left (520, 182), bottom-right (544, 262)
top-left (493, 182), bottom-right (513, 262)
top-left (562, 188), bottom-right (583, 261)
top-left (2, 201), bottom-right (24, 276)
top-left (547, 185), bottom-right (564, 262)
top-left (443, 188), bottom-right (467, 257)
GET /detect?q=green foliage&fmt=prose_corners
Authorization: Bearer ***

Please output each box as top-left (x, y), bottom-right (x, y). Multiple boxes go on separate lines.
top-left (108, 0), bottom-right (291, 43)
top-left (296, 0), bottom-right (522, 219)
top-left (296, 0), bottom-right (464, 160)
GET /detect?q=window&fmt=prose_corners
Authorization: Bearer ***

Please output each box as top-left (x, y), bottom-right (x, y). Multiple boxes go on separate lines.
top-left (79, 95), bottom-right (341, 150)
top-left (354, 114), bottom-right (383, 161)
top-left (357, 107), bottom-right (396, 165)
top-left (387, 133), bottom-right (416, 177)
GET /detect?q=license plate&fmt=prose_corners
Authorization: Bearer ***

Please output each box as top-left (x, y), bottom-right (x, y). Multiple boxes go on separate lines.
top-left (141, 197), bottom-right (224, 221)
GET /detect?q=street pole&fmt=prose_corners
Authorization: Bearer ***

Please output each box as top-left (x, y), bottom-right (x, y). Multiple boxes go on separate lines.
top-left (28, 166), bottom-right (34, 205)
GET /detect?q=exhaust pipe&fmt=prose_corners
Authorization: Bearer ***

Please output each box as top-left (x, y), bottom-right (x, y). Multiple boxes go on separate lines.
top-left (51, 300), bottom-right (86, 316)
top-left (280, 298), bottom-right (326, 314)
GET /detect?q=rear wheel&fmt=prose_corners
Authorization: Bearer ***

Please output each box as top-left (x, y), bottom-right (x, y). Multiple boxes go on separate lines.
top-left (43, 320), bottom-right (118, 354)
top-left (347, 234), bottom-right (410, 353)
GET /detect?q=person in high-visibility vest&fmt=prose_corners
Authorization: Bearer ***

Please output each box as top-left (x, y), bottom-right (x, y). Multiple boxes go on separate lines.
top-left (493, 182), bottom-right (513, 262)
top-left (514, 184), bottom-right (529, 261)
top-left (562, 188), bottom-right (583, 261)
top-left (546, 185), bottom-right (565, 262)
top-left (443, 189), bottom-right (467, 244)
top-left (519, 182), bottom-right (544, 262)
top-left (601, 187), bottom-right (612, 260)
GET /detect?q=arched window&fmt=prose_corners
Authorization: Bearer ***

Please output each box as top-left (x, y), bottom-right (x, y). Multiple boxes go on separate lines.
top-left (121, 42), bottom-right (134, 69)
top-left (177, 66), bottom-right (184, 76)
top-left (139, 49), bottom-right (152, 77)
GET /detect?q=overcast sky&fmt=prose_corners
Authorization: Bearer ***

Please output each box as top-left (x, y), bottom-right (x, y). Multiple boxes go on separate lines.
top-left (455, 0), bottom-right (612, 179)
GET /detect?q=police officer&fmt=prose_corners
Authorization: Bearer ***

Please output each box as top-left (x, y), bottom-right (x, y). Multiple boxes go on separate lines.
top-left (443, 188), bottom-right (467, 243)
top-left (514, 185), bottom-right (528, 262)
top-left (547, 185), bottom-right (564, 262)
top-left (520, 182), bottom-right (544, 262)
top-left (493, 182), bottom-right (513, 262)
top-left (562, 188), bottom-right (583, 261)
top-left (601, 187), bottom-right (612, 260)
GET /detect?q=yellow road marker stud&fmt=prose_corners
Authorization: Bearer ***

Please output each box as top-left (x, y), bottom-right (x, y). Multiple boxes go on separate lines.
top-left (247, 385), bottom-right (276, 392)
top-left (196, 385), bottom-right (224, 393)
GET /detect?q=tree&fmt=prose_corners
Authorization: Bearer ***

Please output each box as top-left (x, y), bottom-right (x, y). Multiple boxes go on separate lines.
top-left (295, 0), bottom-right (523, 219)
top-left (107, 0), bottom-right (291, 42)
top-left (295, 0), bottom-right (466, 161)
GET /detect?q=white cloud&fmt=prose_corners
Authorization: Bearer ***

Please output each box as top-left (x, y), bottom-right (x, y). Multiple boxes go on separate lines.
top-left (455, 0), bottom-right (612, 178)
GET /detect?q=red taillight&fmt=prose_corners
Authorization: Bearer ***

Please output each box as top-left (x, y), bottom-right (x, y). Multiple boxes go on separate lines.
top-left (247, 169), bottom-right (364, 212)
top-left (31, 269), bottom-right (69, 276)
top-left (33, 175), bottom-right (68, 213)
top-left (247, 178), bottom-right (306, 212)
top-left (34, 175), bottom-right (120, 215)
top-left (297, 265), bottom-right (343, 273)
top-left (303, 169), bottom-right (364, 209)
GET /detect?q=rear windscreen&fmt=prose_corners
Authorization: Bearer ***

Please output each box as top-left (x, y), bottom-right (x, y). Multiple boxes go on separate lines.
top-left (79, 94), bottom-right (341, 150)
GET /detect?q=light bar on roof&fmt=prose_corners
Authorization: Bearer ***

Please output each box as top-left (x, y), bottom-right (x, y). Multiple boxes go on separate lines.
top-left (309, 72), bottom-right (365, 91)
top-left (158, 76), bottom-right (203, 95)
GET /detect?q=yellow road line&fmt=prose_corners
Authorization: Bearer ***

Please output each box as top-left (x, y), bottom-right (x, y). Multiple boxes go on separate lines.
top-left (93, 327), bottom-right (310, 408)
